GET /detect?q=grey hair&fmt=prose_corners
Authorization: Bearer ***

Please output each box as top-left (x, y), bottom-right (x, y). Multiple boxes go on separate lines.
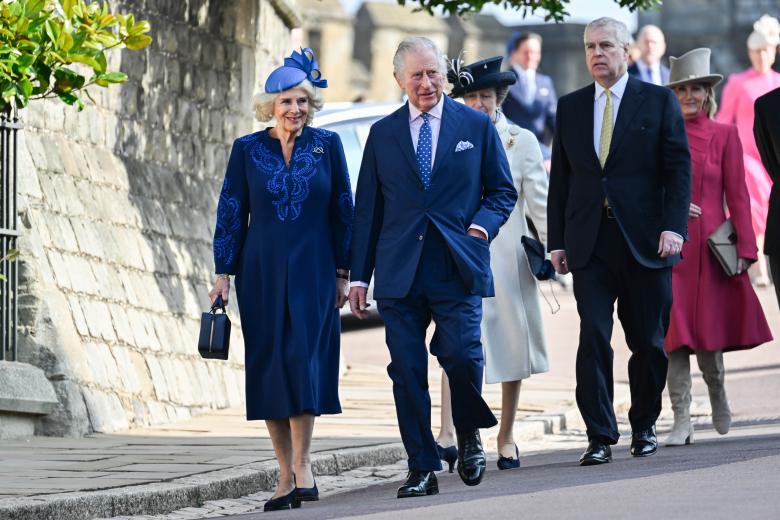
top-left (585, 17), bottom-right (631, 47)
top-left (252, 79), bottom-right (323, 125)
top-left (393, 36), bottom-right (448, 76)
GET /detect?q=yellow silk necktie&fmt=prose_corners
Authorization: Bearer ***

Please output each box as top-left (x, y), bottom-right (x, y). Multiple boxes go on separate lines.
top-left (599, 88), bottom-right (613, 168)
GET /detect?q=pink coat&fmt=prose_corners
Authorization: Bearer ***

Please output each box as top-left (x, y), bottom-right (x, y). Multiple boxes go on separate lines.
top-left (665, 112), bottom-right (773, 353)
top-left (716, 68), bottom-right (780, 236)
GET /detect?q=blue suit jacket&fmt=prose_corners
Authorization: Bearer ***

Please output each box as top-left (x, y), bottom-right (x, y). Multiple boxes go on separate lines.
top-left (627, 62), bottom-right (670, 86)
top-left (351, 96), bottom-right (517, 298)
top-left (501, 71), bottom-right (557, 158)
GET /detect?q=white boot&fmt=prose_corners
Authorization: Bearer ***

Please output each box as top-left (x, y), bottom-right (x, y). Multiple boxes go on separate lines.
top-left (665, 350), bottom-right (694, 446)
top-left (697, 351), bottom-right (731, 434)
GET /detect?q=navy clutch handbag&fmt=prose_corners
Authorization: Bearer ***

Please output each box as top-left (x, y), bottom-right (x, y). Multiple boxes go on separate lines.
top-left (520, 235), bottom-right (556, 281)
top-left (198, 295), bottom-right (231, 360)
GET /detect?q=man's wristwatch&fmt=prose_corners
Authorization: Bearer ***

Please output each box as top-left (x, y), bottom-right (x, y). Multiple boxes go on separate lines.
top-left (216, 273), bottom-right (230, 280)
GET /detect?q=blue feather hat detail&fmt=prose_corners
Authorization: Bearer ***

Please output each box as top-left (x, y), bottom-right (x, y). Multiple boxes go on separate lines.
top-left (264, 48), bottom-right (328, 93)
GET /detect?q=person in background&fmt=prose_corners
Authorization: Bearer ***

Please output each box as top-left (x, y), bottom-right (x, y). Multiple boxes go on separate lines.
top-left (436, 55), bottom-right (550, 471)
top-left (754, 85), bottom-right (780, 310)
top-left (663, 48), bottom-right (773, 447)
top-left (627, 24), bottom-right (670, 86)
top-left (209, 48), bottom-right (353, 512)
top-left (502, 32), bottom-right (557, 165)
top-left (716, 14), bottom-right (780, 286)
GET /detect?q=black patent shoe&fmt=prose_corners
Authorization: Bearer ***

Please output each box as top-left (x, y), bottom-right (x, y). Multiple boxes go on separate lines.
top-left (264, 488), bottom-right (301, 511)
top-left (579, 440), bottom-right (612, 466)
top-left (497, 444), bottom-right (520, 470)
top-left (456, 429), bottom-right (487, 486)
top-left (630, 425), bottom-right (658, 457)
top-left (397, 470), bottom-right (439, 498)
top-left (436, 443), bottom-right (458, 473)
top-left (293, 480), bottom-right (319, 506)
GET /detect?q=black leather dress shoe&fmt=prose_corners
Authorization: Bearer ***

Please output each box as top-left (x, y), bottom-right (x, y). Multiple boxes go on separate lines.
top-left (579, 440), bottom-right (612, 466)
top-left (631, 425), bottom-right (658, 457)
top-left (397, 470), bottom-right (439, 498)
top-left (456, 429), bottom-right (487, 486)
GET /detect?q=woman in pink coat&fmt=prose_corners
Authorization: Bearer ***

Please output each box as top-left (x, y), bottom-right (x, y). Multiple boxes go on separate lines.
top-left (716, 15), bottom-right (780, 285)
top-left (664, 49), bottom-right (773, 447)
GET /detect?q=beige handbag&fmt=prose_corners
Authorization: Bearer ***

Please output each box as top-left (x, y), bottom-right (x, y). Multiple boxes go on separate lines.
top-left (706, 219), bottom-right (738, 276)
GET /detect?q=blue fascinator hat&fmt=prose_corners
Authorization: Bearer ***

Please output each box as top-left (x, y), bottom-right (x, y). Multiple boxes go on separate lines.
top-left (264, 48), bottom-right (328, 93)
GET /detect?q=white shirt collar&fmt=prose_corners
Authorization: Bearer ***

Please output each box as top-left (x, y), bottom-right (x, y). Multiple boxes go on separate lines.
top-left (512, 64), bottom-right (535, 79)
top-left (594, 71), bottom-right (629, 101)
top-left (408, 94), bottom-right (444, 122)
top-left (637, 59), bottom-right (659, 74)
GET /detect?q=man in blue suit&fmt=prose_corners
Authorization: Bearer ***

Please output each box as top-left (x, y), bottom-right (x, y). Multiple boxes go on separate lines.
top-left (502, 32), bottom-right (557, 162)
top-left (349, 37), bottom-right (517, 498)
top-left (627, 25), bottom-right (670, 86)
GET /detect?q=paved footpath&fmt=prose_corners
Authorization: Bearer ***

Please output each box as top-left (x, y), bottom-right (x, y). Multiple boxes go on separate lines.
top-left (1, 286), bottom-right (777, 520)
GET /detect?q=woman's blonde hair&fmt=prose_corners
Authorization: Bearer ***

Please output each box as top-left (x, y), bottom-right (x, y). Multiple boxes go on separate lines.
top-left (252, 79), bottom-right (324, 125)
top-left (703, 86), bottom-right (718, 119)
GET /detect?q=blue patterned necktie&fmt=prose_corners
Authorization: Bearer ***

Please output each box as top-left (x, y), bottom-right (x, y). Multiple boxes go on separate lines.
top-left (416, 112), bottom-right (432, 190)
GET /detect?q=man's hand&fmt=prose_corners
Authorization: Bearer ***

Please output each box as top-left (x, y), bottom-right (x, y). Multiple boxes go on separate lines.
top-left (348, 286), bottom-right (370, 319)
top-left (551, 250), bottom-right (569, 275)
top-left (467, 228), bottom-right (488, 240)
top-left (335, 278), bottom-right (349, 309)
top-left (688, 203), bottom-right (702, 219)
top-left (658, 231), bottom-right (684, 258)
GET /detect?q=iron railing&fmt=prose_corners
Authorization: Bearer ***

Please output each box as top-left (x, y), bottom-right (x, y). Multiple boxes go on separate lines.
top-left (1, 107), bottom-right (21, 362)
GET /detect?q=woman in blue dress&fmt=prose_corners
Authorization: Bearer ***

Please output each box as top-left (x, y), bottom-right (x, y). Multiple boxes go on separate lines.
top-left (208, 49), bottom-right (353, 511)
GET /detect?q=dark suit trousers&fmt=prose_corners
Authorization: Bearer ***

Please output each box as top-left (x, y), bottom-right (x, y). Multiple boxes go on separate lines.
top-left (377, 225), bottom-right (498, 471)
top-left (571, 211), bottom-right (671, 444)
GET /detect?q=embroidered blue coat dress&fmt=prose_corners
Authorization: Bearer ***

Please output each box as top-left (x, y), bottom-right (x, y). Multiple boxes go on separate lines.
top-left (213, 126), bottom-right (353, 420)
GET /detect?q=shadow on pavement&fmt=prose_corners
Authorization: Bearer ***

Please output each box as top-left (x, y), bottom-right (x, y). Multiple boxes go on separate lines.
top-left (236, 426), bottom-right (780, 519)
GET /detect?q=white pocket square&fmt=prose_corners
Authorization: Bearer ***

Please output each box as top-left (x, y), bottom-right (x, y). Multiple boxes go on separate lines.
top-left (455, 140), bottom-right (474, 152)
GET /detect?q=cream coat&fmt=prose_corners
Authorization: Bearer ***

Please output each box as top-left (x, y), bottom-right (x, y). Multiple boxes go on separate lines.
top-left (482, 112), bottom-right (550, 383)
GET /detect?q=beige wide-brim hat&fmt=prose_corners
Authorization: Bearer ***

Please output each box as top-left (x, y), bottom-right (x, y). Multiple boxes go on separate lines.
top-left (666, 48), bottom-right (723, 89)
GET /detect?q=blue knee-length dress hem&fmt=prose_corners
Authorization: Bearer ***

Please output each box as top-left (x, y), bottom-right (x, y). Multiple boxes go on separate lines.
top-left (213, 126), bottom-right (353, 420)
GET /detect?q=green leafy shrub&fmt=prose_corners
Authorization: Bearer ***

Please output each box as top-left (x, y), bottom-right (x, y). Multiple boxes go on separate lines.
top-left (0, 0), bottom-right (153, 112)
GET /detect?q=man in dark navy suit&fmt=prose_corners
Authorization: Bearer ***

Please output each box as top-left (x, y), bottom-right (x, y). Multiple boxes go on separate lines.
top-left (754, 86), bottom-right (780, 310)
top-left (349, 37), bottom-right (516, 497)
top-left (502, 32), bottom-right (557, 163)
top-left (548, 17), bottom-right (691, 466)
top-left (627, 24), bottom-right (670, 86)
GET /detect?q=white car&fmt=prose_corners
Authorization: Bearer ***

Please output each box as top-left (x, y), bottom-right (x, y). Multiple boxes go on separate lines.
top-left (313, 102), bottom-right (402, 316)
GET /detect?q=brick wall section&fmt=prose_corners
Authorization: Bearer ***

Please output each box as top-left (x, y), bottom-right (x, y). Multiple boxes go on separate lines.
top-left (14, 0), bottom-right (297, 436)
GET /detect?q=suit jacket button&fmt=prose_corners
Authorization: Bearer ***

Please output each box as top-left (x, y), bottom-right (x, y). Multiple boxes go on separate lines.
top-left (418, 234), bottom-right (424, 241)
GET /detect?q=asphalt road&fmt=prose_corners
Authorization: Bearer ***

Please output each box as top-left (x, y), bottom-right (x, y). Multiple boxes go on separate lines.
top-left (227, 368), bottom-right (780, 520)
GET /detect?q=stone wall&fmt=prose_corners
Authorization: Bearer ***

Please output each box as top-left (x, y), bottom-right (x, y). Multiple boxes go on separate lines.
top-left (14, 0), bottom-right (298, 436)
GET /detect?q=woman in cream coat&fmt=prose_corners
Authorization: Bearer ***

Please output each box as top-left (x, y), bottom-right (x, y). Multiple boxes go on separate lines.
top-left (435, 55), bottom-right (550, 471)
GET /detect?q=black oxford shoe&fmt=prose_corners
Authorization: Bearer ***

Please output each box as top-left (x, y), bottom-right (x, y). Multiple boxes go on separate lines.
top-left (579, 439), bottom-right (612, 466)
top-left (397, 470), bottom-right (439, 498)
top-left (456, 429), bottom-right (487, 486)
top-left (631, 425), bottom-right (658, 457)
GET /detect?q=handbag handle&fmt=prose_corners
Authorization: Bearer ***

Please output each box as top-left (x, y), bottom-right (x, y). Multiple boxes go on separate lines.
top-left (211, 294), bottom-right (227, 313)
